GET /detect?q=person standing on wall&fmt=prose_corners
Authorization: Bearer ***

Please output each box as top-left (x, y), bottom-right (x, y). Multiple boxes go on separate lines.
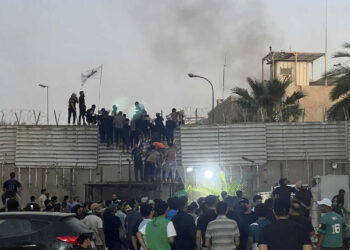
top-left (78, 91), bottom-right (87, 125)
top-left (68, 93), bottom-right (78, 125)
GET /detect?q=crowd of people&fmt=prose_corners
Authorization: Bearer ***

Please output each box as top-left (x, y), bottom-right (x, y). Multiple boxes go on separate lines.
top-left (67, 92), bottom-right (182, 150)
top-left (2, 172), bottom-right (349, 250)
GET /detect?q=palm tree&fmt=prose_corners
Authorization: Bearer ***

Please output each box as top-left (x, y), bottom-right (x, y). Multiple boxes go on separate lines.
top-left (327, 43), bottom-right (350, 120)
top-left (232, 77), bottom-right (305, 122)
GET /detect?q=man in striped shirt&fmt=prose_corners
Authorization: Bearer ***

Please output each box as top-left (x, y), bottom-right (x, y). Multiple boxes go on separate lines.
top-left (205, 201), bottom-right (240, 250)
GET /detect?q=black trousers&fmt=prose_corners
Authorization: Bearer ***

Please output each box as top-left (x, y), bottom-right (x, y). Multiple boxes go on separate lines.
top-left (107, 241), bottom-right (121, 250)
top-left (68, 108), bottom-right (76, 124)
top-left (166, 130), bottom-right (174, 145)
top-left (130, 131), bottom-right (140, 147)
top-left (106, 129), bottom-right (113, 146)
top-left (114, 128), bottom-right (123, 145)
top-left (134, 162), bottom-right (143, 182)
top-left (144, 161), bottom-right (155, 182)
top-left (2, 191), bottom-right (15, 205)
top-left (78, 107), bottom-right (86, 124)
top-left (122, 133), bottom-right (130, 150)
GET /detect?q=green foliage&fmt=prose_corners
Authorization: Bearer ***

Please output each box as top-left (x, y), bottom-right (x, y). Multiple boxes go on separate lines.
top-left (232, 77), bottom-right (305, 122)
top-left (185, 171), bottom-right (245, 202)
top-left (326, 42), bottom-right (350, 121)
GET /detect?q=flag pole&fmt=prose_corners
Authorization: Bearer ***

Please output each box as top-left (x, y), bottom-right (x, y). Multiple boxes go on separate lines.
top-left (98, 65), bottom-right (103, 110)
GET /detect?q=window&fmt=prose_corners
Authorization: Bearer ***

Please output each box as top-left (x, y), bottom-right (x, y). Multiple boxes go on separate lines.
top-left (280, 68), bottom-right (292, 75)
top-left (31, 220), bottom-right (50, 231)
top-left (0, 219), bottom-right (31, 238)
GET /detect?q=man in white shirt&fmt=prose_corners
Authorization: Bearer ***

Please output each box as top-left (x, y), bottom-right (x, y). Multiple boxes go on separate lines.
top-left (38, 189), bottom-right (47, 211)
top-left (136, 203), bottom-right (154, 250)
top-left (82, 203), bottom-right (106, 250)
top-left (138, 200), bottom-right (176, 250)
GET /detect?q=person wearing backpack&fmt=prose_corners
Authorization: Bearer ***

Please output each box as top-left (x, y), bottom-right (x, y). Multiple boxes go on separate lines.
top-left (2, 172), bottom-right (22, 205)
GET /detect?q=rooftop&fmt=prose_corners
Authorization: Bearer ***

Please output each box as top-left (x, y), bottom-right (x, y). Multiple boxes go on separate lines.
top-left (263, 51), bottom-right (325, 63)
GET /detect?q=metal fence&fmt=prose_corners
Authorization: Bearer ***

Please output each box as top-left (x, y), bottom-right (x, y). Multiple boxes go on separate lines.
top-left (1, 122), bottom-right (350, 173)
top-left (180, 122), bottom-right (349, 169)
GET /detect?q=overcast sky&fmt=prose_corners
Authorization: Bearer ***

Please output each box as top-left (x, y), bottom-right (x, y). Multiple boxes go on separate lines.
top-left (1, 0), bottom-right (349, 124)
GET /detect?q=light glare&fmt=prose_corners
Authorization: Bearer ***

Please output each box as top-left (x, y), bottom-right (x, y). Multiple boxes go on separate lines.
top-left (186, 167), bottom-right (193, 172)
top-left (204, 170), bottom-right (213, 179)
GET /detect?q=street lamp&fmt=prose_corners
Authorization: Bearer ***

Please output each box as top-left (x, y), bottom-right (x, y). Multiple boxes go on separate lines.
top-left (188, 73), bottom-right (215, 124)
top-left (38, 84), bottom-right (49, 125)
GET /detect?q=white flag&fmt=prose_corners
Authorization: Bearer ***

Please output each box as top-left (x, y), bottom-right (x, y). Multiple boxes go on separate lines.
top-left (81, 65), bottom-right (102, 86)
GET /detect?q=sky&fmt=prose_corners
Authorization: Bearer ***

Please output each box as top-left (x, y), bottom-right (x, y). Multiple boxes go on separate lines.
top-left (0, 0), bottom-right (349, 124)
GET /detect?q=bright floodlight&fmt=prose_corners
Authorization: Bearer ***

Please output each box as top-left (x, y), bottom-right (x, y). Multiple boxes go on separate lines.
top-left (38, 84), bottom-right (47, 88)
top-left (204, 170), bottom-right (213, 179)
top-left (186, 167), bottom-right (193, 173)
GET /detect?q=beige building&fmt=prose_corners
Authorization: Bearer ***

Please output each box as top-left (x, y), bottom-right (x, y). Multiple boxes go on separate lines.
top-left (210, 50), bottom-right (337, 123)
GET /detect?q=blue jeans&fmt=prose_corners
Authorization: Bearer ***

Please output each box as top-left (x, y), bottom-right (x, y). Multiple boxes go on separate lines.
top-left (166, 161), bottom-right (177, 180)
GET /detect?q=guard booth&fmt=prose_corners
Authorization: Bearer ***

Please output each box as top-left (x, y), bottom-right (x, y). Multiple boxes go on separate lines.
top-left (262, 50), bottom-right (326, 86)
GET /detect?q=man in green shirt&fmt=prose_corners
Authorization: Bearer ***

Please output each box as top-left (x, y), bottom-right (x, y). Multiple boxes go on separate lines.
top-left (317, 198), bottom-right (347, 250)
top-left (138, 200), bottom-right (177, 250)
top-left (174, 183), bottom-right (188, 198)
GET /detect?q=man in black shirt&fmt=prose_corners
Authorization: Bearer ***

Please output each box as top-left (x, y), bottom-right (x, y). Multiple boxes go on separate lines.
top-left (172, 196), bottom-right (196, 250)
top-left (259, 199), bottom-right (312, 250)
top-left (132, 145), bottom-right (144, 182)
top-left (238, 198), bottom-right (257, 250)
top-left (272, 178), bottom-right (296, 202)
top-left (289, 201), bottom-right (314, 239)
top-left (86, 105), bottom-right (97, 125)
top-left (225, 196), bottom-right (243, 231)
top-left (2, 172), bottom-right (21, 205)
top-left (196, 195), bottom-right (218, 250)
top-left (78, 91), bottom-right (87, 125)
top-left (24, 196), bottom-right (40, 211)
top-left (332, 189), bottom-right (346, 217)
top-left (295, 180), bottom-right (313, 218)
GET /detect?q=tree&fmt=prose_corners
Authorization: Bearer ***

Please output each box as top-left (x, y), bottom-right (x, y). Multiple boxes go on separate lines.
top-left (232, 77), bottom-right (305, 122)
top-left (327, 42), bottom-right (350, 120)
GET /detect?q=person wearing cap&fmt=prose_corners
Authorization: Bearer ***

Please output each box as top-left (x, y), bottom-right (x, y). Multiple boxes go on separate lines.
top-left (272, 178), bottom-right (297, 202)
top-left (259, 199), bottom-right (312, 250)
top-left (196, 195), bottom-right (218, 250)
top-left (82, 203), bottom-right (106, 250)
top-left (316, 198), bottom-right (347, 250)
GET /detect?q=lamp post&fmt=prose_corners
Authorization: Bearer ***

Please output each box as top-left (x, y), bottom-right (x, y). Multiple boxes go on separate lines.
top-left (188, 73), bottom-right (215, 124)
top-left (38, 84), bottom-right (49, 125)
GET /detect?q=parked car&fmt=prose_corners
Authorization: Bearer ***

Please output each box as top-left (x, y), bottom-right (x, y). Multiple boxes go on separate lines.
top-left (0, 212), bottom-right (91, 250)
